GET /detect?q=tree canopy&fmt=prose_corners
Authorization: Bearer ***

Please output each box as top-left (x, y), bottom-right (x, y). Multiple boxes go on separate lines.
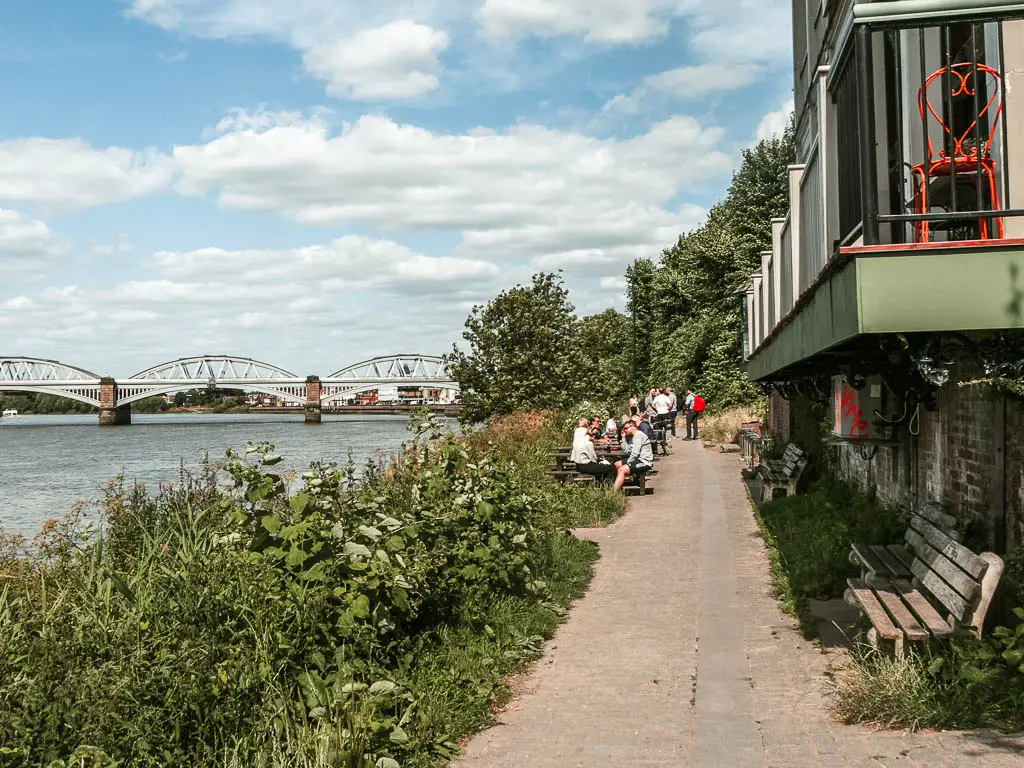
top-left (449, 125), bottom-right (795, 421)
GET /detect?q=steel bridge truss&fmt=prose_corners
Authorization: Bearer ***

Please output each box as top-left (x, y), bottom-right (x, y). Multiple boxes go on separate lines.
top-left (0, 357), bottom-right (103, 407)
top-left (0, 354), bottom-right (458, 408)
top-left (320, 355), bottom-right (458, 405)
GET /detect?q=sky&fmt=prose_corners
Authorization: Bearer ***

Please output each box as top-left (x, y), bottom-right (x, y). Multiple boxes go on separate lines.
top-left (0, 0), bottom-right (794, 378)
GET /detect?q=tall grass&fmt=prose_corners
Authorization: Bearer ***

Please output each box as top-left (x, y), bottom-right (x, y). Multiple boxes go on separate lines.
top-left (700, 404), bottom-right (763, 444)
top-left (0, 411), bottom-right (608, 767)
top-left (756, 481), bottom-right (905, 602)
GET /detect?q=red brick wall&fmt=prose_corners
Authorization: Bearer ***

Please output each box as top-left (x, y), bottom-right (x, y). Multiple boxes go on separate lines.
top-left (767, 392), bottom-right (791, 443)
top-left (831, 366), bottom-right (1023, 552)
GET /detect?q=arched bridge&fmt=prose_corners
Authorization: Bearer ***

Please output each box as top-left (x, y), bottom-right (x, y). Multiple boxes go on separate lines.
top-left (0, 354), bottom-right (458, 425)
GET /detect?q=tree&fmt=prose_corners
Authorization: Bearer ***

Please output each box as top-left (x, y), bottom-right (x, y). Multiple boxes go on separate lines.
top-left (447, 273), bottom-right (582, 423)
top-left (623, 122), bottom-right (795, 411)
top-left (573, 309), bottom-right (632, 407)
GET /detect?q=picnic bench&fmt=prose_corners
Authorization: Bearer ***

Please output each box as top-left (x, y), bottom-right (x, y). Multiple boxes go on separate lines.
top-left (756, 443), bottom-right (808, 502)
top-left (547, 450), bottom-right (655, 494)
top-left (846, 502), bottom-right (1004, 654)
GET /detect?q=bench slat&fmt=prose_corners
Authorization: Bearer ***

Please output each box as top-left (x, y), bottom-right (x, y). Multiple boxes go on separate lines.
top-left (887, 544), bottom-right (914, 571)
top-left (904, 529), bottom-right (980, 603)
top-left (870, 545), bottom-right (912, 579)
top-left (908, 516), bottom-right (988, 581)
top-left (910, 558), bottom-right (970, 622)
top-left (850, 543), bottom-right (890, 577)
top-left (892, 580), bottom-right (954, 638)
top-left (914, 502), bottom-right (958, 535)
top-left (872, 580), bottom-right (930, 641)
top-left (847, 578), bottom-right (902, 640)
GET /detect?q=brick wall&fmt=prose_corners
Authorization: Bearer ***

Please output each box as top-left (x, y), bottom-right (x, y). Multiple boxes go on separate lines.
top-left (826, 366), bottom-right (1024, 552)
top-left (767, 392), bottom-right (791, 443)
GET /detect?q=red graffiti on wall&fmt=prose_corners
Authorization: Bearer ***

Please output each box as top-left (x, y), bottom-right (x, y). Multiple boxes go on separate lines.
top-left (839, 383), bottom-right (869, 437)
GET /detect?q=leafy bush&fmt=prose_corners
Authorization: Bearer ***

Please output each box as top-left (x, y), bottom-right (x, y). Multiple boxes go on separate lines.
top-left (0, 412), bottom-right (611, 767)
top-left (756, 482), bottom-right (905, 602)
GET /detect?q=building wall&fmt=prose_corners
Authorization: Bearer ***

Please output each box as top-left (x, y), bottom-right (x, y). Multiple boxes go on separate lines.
top-left (829, 367), bottom-right (1023, 553)
top-left (768, 392), bottom-right (792, 443)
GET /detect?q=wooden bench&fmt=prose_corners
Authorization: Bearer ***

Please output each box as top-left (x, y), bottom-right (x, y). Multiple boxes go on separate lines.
top-left (846, 502), bottom-right (1004, 654)
top-left (756, 443), bottom-right (808, 502)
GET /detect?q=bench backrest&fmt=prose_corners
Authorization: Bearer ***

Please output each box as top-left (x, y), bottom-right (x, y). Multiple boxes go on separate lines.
top-left (777, 444), bottom-right (808, 478)
top-left (904, 505), bottom-right (1004, 636)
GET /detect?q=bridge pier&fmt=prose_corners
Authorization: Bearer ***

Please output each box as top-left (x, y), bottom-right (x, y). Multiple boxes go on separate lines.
top-left (305, 376), bottom-right (322, 425)
top-left (98, 377), bottom-right (132, 426)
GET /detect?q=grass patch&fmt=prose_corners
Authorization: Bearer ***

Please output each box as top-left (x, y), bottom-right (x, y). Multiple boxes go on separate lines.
top-left (700, 404), bottom-right (764, 445)
top-left (834, 640), bottom-right (1024, 731)
top-left (757, 482), bottom-right (904, 601)
top-left (542, 483), bottom-right (627, 529)
top-left (0, 411), bottom-right (609, 767)
top-left (749, 481), bottom-right (903, 638)
top-left (403, 533), bottom-right (598, 766)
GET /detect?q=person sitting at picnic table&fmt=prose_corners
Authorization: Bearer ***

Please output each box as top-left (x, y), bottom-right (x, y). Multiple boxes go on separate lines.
top-left (571, 419), bottom-right (616, 485)
top-left (605, 415), bottom-right (618, 439)
top-left (588, 415), bottom-right (608, 444)
top-left (633, 413), bottom-right (655, 441)
top-left (614, 420), bottom-right (654, 491)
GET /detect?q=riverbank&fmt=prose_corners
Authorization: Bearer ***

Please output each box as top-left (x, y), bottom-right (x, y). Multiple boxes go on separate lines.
top-left (0, 411), bottom-right (624, 767)
top-left (1, 404), bottom-right (463, 417)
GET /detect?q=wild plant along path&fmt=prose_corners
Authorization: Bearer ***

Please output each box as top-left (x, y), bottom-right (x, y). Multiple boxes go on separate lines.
top-left (454, 442), bottom-right (1023, 767)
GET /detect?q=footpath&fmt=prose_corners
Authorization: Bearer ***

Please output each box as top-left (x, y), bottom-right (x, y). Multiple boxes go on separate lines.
top-left (455, 441), bottom-right (1024, 767)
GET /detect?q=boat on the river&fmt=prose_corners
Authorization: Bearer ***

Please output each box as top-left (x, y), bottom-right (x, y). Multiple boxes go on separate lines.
top-left (2, 409), bottom-right (18, 417)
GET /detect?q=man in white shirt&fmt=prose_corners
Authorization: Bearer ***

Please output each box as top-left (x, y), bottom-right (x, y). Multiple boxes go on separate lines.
top-left (665, 387), bottom-right (679, 436)
top-left (652, 389), bottom-right (672, 437)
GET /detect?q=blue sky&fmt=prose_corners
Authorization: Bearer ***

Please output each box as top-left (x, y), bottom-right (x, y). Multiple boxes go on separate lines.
top-left (0, 0), bottom-right (793, 376)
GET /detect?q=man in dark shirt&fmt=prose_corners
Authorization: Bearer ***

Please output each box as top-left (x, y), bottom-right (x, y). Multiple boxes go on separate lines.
top-left (632, 414), bottom-right (655, 441)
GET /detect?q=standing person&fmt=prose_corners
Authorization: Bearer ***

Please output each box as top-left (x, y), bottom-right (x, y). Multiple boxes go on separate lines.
top-left (644, 388), bottom-right (656, 413)
top-left (571, 419), bottom-right (615, 486)
top-left (655, 391), bottom-right (671, 434)
top-left (665, 387), bottom-right (678, 437)
top-left (629, 394), bottom-right (639, 416)
top-left (684, 389), bottom-right (704, 440)
top-left (614, 420), bottom-right (654, 491)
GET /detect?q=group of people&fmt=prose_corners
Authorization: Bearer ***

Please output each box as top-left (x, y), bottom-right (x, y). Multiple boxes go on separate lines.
top-left (569, 386), bottom-right (705, 491)
top-left (629, 387), bottom-right (703, 441)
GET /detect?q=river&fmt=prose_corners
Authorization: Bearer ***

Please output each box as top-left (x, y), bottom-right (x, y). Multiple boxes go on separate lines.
top-left (0, 413), bottom-right (446, 536)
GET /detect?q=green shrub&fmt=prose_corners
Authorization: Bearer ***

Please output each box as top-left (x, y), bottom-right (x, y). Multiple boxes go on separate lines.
top-left (836, 613), bottom-right (1024, 731)
top-left (0, 411), bottom-right (607, 767)
top-left (756, 482), bottom-right (904, 602)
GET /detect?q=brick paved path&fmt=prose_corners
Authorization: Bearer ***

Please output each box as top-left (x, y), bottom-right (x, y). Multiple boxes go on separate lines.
top-left (455, 441), bottom-right (1024, 767)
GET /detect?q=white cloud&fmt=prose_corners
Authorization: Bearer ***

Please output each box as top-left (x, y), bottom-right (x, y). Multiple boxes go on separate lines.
top-left (1, 296), bottom-right (33, 310)
top-left (755, 97), bottom-right (795, 141)
top-left (173, 111), bottom-right (730, 268)
top-left (303, 21), bottom-right (449, 100)
top-left (677, 0), bottom-right (791, 65)
top-left (126, 1), bottom-right (468, 100)
top-left (476, 0), bottom-right (669, 43)
top-left (603, 63), bottom-right (764, 114)
top-left (0, 209), bottom-right (65, 273)
top-left (0, 233), bottom-right (504, 373)
top-left (0, 138), bottom-right (173, 210)
top-left (149, 235), bottom-right (500, 295)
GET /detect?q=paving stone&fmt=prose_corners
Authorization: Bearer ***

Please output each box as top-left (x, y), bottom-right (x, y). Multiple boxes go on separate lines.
top-left (453, 442), bottom-right (1024, 766)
